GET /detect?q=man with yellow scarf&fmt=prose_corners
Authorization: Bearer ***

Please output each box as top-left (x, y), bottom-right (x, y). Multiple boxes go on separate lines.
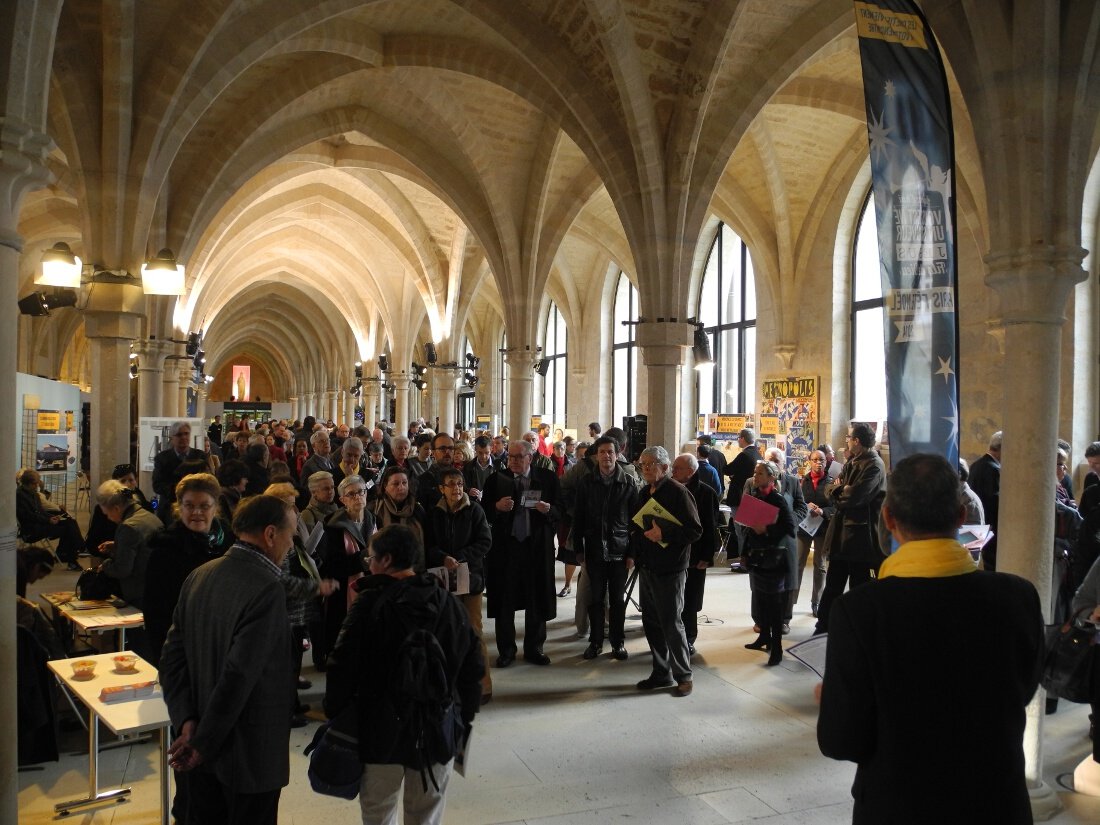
top-left (817, 453), bottom-right (1043, 825)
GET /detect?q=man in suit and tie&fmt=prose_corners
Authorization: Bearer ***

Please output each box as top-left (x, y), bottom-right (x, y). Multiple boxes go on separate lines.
top-left (152, 421), bottom-right (207, 523)
top-left (482, 439), bottom-right (560, 667)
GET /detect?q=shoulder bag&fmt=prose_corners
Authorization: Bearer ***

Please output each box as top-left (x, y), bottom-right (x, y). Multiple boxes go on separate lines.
top-left (1041, 607), bottom-right (1098, 704)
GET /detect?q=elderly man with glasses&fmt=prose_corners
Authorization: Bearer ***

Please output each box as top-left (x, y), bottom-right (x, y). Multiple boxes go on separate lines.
top-left (152, 421), bottom-right (209, 524)
top-left (631, 446), bottom-right (702, 697)
top-left (481, 439), bottom-right (560, 667)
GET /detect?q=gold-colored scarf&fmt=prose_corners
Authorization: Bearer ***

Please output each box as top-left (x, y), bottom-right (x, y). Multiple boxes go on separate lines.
top-left (878, 538), bottom-right (978, 579)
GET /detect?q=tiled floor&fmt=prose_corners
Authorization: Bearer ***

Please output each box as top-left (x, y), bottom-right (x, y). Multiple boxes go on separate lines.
top-left (18, 563), bottom-right (1100, 824)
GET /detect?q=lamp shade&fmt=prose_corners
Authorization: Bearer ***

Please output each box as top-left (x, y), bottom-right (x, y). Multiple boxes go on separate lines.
top-left (38, 242), bottom-right (82, 288)
top-left (692, 327), bottom-right (714, 369)
top-left (141, 248), bottom-right (185, 295)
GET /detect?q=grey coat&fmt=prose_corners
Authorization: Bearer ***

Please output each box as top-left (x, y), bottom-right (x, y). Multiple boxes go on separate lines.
top-left (160, 544), bottom-right (292, 794)
top-left (101, 502), bottom-right (162, 607)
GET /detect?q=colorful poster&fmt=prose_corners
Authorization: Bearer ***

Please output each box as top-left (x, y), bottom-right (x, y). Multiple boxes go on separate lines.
top-left (854, 0), bottom-right (959, 467)
top-left (35, 434), bottom-right (71, 474)
top-left (760, 376), bottom-right (818, 474)
top-left (37, 410), bottom-right (61, 432)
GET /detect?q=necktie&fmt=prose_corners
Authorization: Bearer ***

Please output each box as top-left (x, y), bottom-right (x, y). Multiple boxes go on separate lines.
top-left (512, 475), bottom-right (529, 542)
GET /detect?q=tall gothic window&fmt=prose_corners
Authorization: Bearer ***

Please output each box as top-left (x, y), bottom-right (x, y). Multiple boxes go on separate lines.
top-left (499, 329), bottom-right (508, 428)
top-left (851, 194), bottom-right (887, 422)
top-left (612, 272), bottom-right (638, 426)
top-left (697, 223), bottom-right (757, 415)
top-left (540, 302), bottom-right (567, 427)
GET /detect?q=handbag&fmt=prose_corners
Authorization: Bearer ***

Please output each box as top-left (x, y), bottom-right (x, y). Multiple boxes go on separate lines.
top-left (75, 569), bottom-right (114, 601)
top-left (304, 705), bottom-right (362, 799)
top-left (743, 544), bottom-right (784, 571)
top-left (1041, 607), bottom-right (1098, 703)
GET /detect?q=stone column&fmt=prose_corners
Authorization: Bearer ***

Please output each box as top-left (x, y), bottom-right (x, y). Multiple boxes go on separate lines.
top-left (635, 320), bottom-right (693, 454)
top-left (133, 338), bottom-right (171, 423)
top-left (344, 390), bottom-right (355, 426)
top-left (83, 277), bottom-right (145, 489)
top-left (437, 373), bottom-right (457, 436)
top-left (288, 395), bottom-right (299, 422)
top-left (986, 247), bottom-right (1086, 819)
top-left (393, 374), bottom-right (411, 432)
top-left (161, 346), bottom-right (182, 417)
top-left (177, 363), bottom-right (192, 419)
top-left (328, 390), bottom-right (340, 424)
top-left (503, 348), bottom-right (538, 437)
top-left (195, 385), bottom-right (207, 421)
top-left (301, 392), bottom-right (314, 419)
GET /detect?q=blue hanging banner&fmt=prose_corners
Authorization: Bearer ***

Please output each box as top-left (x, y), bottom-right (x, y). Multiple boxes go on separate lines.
top-left (854, 0), bottom-right (959, 468)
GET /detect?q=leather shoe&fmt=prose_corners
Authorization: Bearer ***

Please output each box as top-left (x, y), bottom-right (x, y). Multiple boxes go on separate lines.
top-left (752, 624), bottom-right (761, 633)
top-left (480, 693), bottom-right (492, 706)
top-left (582, 643), bottom-right (602, 660)
top-left (290, 714), bottom-right (308, 728)
top-left (636, 676), bottom-right (675, 690)
top-left (781, 623), bottom-right (790, 635)
top-left (495, 653), bottom-right (515, 668)
top-left (523, 651), bottom-right (551, 666)
top-left (297, 678), bottom-right (312, 690)
top-left (687, 644), bottom-right (697, 656)
top-left (766, 647), bottom-right (783, 667)
top-left (675, 681), bottom-right (693, 697)
top-left (744, 635), bottom-right (769, 651)
top-left (611, 644), bottom-right (628, 660)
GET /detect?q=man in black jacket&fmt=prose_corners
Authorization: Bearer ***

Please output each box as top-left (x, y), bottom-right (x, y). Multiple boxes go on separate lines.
top-left (573, 436), bottom-right (639, 661)
top-left (324, 525), bottom-right (482, 824)
top-left (152, 421), bottom-right (208, 523)
top-left (671, 453), bottom-right (718, 655)
top-left (723, 428), bottom-right (761, 568)
top-left (818, 453), bottom-right (1043, 825)
top-left (968, 429), bottom-right (1002, 568)
top-left (631, 446), bottom-right (702, 697)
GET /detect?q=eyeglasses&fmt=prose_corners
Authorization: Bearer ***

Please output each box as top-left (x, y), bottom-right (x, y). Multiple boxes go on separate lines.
top-left (181, 501), bottom-right (214, 513)
top-left (343, 489), bottom-right (367, 497)
top-left (442, 481), bottom-right (465, 489)
top-left (639, 461), bottom-right (661, 470)
top-left (434, 445), bottom-right (455, 452)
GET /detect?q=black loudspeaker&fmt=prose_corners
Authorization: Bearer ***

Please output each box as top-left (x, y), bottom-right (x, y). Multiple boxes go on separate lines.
top-left (623, 414), bottom-right (648, 463)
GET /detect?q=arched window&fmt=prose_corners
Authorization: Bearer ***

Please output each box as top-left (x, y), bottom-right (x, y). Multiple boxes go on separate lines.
top-left (697, 223), bottom-right (757, 415)
top-left (540, 302), bottom-right (567, 427)
top-left (851, 194), bottom-right (887, 421)
top-left (612, 272), bottom-right (638, 425)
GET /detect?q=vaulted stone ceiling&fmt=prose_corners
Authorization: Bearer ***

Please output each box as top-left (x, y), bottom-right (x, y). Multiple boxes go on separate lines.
top-left (17, 0), bottom-right (984, 397)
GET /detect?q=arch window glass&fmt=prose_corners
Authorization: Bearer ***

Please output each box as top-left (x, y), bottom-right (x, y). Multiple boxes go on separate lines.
top-left (851, 194), bottom-right (887, 422)
top-left (500, 329), bottom-right (508, 427)
top-left (697, 223), bottom-right (756, 416)
top-left (612, 272), bottom-right (638, 425)
top-left (540, 302), bottom-right (567, 428)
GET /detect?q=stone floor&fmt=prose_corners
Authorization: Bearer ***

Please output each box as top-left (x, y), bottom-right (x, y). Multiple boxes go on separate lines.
top-left (18, 561), bottom-right (1100, 824)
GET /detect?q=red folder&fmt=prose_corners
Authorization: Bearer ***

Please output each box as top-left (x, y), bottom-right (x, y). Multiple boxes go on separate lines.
top-left (734, 494), bottom-right (779, 530)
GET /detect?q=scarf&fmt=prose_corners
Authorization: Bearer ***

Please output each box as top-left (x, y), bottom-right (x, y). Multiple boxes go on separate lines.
top-left (372, 496), bottom-right (424, 547)
top-left (878, 538), bottom-right (977, 579)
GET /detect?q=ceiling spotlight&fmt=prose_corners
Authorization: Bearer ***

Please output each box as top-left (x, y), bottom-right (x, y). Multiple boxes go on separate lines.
top-left (38, 242), bottom-right (82, 288)
top-left (354, 362), bottom-right (363, 380)
top-left (412, 378), bottom-right (427, 391)
top-left (533, 358), bottom-right (549, 377)
top-left (378, 354), bottom-right (389, 373)
top-left (129, 363), bottom-right (139, 379)
top-left (424, 343), bottom-right (438, 365)
top-left (17, 292), bottom-right (50, 317)
top-left (411, 362), bottom-right (427, 376)
top-left (464, 372), bottom-right (479, 388)
top-left (465, 353), bottom-right (480, 370)
top-left (185, 331), bottom-right (202, 356)
top-left (692, 326), bottom-right (714, 370)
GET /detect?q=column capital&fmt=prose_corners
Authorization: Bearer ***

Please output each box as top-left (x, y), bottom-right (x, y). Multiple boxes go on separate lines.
top-left (502, 346), bottom-right (540, 370)
top-left (83, 277), bottom-right (146, 339)
top-left (0, 119), bottom-right (54, 250)
top-left (635, 319), bottom-right (693, 367)
top-left (133, 337), bottom-right (173, 364)
top-left (984, 245), bottom-right (1087, 325)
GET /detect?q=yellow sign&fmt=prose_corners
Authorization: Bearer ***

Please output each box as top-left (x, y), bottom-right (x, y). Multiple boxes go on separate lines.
top-left (716, 415), bottom-right (747, 434)
top-left (529, 415), bottom-right (541, 430)
top-left (760, 415), bottom-right (780, 436)
top-left (37, 411), bottom-right (61, 432)
top-left (853, 2), bottom-right (927, 49)
top-left (65, 411), bottom-right (74, 430)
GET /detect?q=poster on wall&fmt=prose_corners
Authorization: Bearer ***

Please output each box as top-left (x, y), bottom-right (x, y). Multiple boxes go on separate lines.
top-left (35, 434), bottom-right (72, 474)
top-left (232, 365), bottom-right (251, 402)
top-left (760, 377), bottom-right (819, 474)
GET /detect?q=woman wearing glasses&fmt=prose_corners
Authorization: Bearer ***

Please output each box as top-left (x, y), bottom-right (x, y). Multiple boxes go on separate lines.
top-left (143, 473), bottom-right (234, 668)
top-left (316, 476), bottom-right (376, 667)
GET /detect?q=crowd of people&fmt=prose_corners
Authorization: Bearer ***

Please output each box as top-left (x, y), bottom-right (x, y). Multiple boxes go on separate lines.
top-left (14, 413), bottom-right (1100, 823)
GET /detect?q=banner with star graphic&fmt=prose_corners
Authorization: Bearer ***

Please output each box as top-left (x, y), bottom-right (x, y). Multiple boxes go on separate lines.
top-left (854, 0), bottom-right (959, 468)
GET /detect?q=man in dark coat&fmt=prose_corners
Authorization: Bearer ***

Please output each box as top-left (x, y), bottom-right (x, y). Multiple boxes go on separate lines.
top-left (481, 439), bottom-right (559, 667)
top-left (160, 496), bottom-right (297, 824)
top-left (573, 436), bottom-right (639, 661)
top-left (631, 446), bottom-right (702, 697)
top-left (152, 421), bottom-right (208, 523)
top-left (968, 429), bottom-right (1001, 568)
top-left (795, 449), bottom-right (833, 617)
top-left (671, 453), bottom-right (718, 655)
top-left (723, 428), bottom-right (761, 567)
top-left (818, 453), bottom-right (1043, 825)
top-left (814, 423), bottom-right (886, 634)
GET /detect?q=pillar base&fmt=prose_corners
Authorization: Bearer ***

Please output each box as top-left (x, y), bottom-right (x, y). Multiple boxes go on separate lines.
top-left (1029, 780), bottom-right (1063, 821)
top-left (1072, 755), bottom-right (1100, 797)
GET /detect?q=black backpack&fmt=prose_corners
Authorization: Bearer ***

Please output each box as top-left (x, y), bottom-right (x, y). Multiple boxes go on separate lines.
top-left (374, 583), bottom-right (464, 789)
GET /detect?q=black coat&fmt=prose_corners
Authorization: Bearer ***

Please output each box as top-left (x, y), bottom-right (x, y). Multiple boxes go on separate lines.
top-left (724, 445), bottom-right (761, 507)
top-left (573, 464), bottom-right (639, 563)
top-left (423, 495), bottom-right (492, 594)
top-left (824, 449), bottom-right (886, 565)
top-left (152, 447), bottom-right (208, 503)
top-left (324, 573), bottom-right (482, 766)
top-left (143, 519), bottom-right (234, 667)
top-left (683, 474), bottom-right (719, 568)
top-left (742, 486), bottom-right (796, 592)
top-left (481, 465), bottom-right (559, 620)
top-left (630, 476), bottom-right (703, 574)
top-left (818, 570), bottom-right (1043, 825)
top-left (799, 472), bottom-right (835, 539)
